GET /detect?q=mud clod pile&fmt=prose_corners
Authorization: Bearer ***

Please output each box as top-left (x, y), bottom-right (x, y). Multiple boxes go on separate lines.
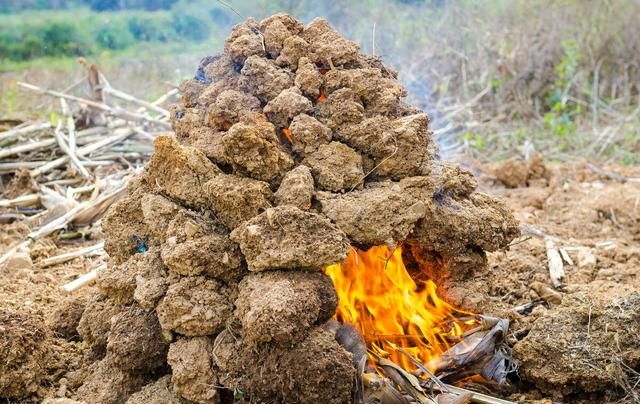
top-left (74, 14), bottom-right (518, 403)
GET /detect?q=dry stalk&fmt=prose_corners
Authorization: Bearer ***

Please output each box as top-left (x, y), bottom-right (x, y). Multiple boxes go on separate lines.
top-left (38, 241), bottom-right (105, 268)
top-left (29, 128), bottom-right (135, 178)
top-left (61, 263), bottom-right (106, 293)
top-left (17, 82), bottom-right (171, 129)
top-left (102, 86), bottom-right (169, 116)
top-left (0, 122), bottom-right (51, 142)
top-left (54, 101), bottom-right (91, 178)
top-left (0, 194), bottom-right (40, 208)
top-left (438, 384), bottom-right (516, 404)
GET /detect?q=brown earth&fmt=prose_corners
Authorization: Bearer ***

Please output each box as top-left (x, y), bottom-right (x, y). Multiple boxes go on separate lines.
top-left (1, 158), bottom-right (638, 403)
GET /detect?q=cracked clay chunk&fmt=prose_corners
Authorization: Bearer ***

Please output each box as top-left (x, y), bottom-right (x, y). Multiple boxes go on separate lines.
top-left (303, 141), bottom-right (364, 192)
top-left (274, 165), bottom-right (314, 209)
top-left (289, 113), bottom-right (332, 156)
top-left (204, 173), bottom-right (273, 229)
top-left (167, 337), bottom-right (219, 404)
top-left (317, 177), bottom-right (434, 247)
top-left (161, 235), bottom-right (245, 282)
top-left (235, 270), bottom-right (337, 345)
top-left (221, 113), bottom-right (294, 184)
top-left (230, 205), bottom-right (350, 271)
top-left (156, 277), bottom-right (233, 337)
top-left (239, 55), bottom-right (294, 102)
top-left (144, 135), bottom-right (220, 209)
top-left (263, 87), bottom-right (313, 128)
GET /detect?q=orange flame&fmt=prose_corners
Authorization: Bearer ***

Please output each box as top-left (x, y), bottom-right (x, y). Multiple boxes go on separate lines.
top-left (317, 90), bottom-right (327, 103)
top-left (282, 128), bottom-right (293, 143)
top-left (324, 245), bottom-right (478, 371)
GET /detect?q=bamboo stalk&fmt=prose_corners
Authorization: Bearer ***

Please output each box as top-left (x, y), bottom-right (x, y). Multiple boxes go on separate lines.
top-left (38, 241), bottom-right (104, 268)
top-left (53, 114), bottom-right (92, 179)
top-left (0, 194), bottom-right (40, 208)
top-left (0, 122), bottom-right (51, 142)
top-left (18, 82), bottom-right (171, 129)
top-left (0, 125), bottom-right (101, 160)
top-left (103, 86), bottom-right (169, 116)
top-left (30, 128), bottom-right (135, 177)
top-left (0, 161), bottom-right (113, 171)
top-left (28, 201), bottom-right (91, 241)
top-left (442, 384), bottom-right (515, 404)
top-left (61, 263), bottom-right (106, 293)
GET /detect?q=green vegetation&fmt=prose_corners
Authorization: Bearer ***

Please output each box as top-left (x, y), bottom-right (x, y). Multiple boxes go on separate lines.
top-left (0, 9), bottom-right (212, 63)
top-left (0, 0), bottom-right (638, 164)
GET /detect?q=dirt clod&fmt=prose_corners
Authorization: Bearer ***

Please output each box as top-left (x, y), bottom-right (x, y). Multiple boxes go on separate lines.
top-left (0, 310), bottom-right (50, 399)
top-left (235, 270), bottom-right (337, 345)
top-left (156, 276), bottom-right (233, 336)
top-left (167, 337), bottom-right (219, 403)
top-left (230, 205), bottom-right (351, 271)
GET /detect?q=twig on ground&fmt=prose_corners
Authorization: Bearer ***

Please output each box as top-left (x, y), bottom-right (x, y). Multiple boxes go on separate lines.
top-left (18, 82), bottom-right (171, 129)
top-left (587, 163), bottom-right (640, 184)
top-left (61, 263), bottom-right (106, 293)
top-left (0, 122), bottom-right (52, 142)
top-left (38, 241), bottom-right (105, 268)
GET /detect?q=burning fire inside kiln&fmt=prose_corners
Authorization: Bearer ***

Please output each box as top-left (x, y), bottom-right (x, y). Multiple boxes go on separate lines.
top-left (72, 12), bottom-right (520, 404)
top-left (325, 246), bottom-right (478, 371)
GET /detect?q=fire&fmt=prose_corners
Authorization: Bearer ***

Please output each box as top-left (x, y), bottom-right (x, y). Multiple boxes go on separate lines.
top-left (324, 245), bottom-right (478, 371)
top-left (317, 89), bottom-right (327, 102)
top-left (282, 128), bottom-right (293, 143)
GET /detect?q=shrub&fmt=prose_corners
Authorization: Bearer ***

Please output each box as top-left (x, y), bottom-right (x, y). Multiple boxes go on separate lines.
top-left (91, 17), bottom-right (134, 50)
top-left (127, 14), bottom-right (176, 42)
top-left (172, 13), bottom-right (209, 41)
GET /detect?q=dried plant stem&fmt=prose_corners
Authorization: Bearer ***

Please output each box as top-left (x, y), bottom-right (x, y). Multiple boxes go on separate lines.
top-left (440, 384), bottom-right (515, 404)
top-left (0, 122), bottom-right (51, 142)
top-left (103, 86), bottom-right (169, 116)
top-left (54, 103), bottom-right (92, 178)
top-left (0, 126), bottom-right (102, 160)
top-left (0, 194), bottom-right (40, 208)
top-left (17, 82), bottom-right (171, 129)
top-left (30, 128), bottom-right (135, 178)
top-left (61, 263), bottom-right (106, 293)
top-left (0, 161), bottom-right (112, 171)
top-left (38, 241), bottom-right (104, 268)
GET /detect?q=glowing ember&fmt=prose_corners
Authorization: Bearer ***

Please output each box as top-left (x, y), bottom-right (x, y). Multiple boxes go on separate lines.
top-left (317, 90), bottom-right (327, 102)
top-left (324, 245), bottom-right (479, 371)
top-left (282, 128), bottom-right (293, 143)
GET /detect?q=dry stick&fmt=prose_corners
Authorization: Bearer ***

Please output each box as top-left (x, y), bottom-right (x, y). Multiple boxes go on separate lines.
top-left (38, 241), bottom-right (105, 268)
top-left (441, 85), bottom-right (490, 122)
top-left (54, 104), bottom-right (91, 179)
top-left (216, 0), bottom-right (243, 18)
top-left (394, 347), bottom-right (448, 391)
top-left (61, 263), bottom-right (106, 293)
top-left (30, 128), bottom-right (135, 178)
top-left (520, 224), bottom-right (565, 288)
top-left (0, 183), bottom-right (127, 266)
top-left (587, 163), bottom-right (640, 184)
top-left (102, 86), bottom-right (169, 116)
top-left (0, 194), bottom-right (40, 208)
top-left (0, 161), bottom-right (113, 171)
top-left (0, 126), bottom-right (104, 160)
top-left (33, 75), bottom-right (88, 110)
top-left (17, 82), bottom-right (171, 129)
top-left (440, 384), bottom-right (516, 404)
top-left (0, 122), bottom-right (52, 142)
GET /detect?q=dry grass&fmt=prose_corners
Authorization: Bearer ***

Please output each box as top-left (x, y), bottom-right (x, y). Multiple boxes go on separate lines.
top-left (2, 0), bottom-right (639, 163)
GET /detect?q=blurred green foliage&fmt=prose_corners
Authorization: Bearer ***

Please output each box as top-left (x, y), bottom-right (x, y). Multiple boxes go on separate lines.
top-left (0, 9), bottom-right (210, 61)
